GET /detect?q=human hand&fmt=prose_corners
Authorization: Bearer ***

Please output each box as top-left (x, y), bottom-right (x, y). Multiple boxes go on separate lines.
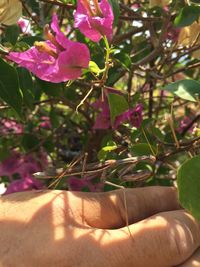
top-left (0, 186), bottom-right (200, 267)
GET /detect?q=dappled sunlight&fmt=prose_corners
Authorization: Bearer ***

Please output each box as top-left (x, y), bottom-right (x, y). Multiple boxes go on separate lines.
top-left (0, 188), bottom-right (200, 266)
top-left (191, 260), bottom-right (200, 266)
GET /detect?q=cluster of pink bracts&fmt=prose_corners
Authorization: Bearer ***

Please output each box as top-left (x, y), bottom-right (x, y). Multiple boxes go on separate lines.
top-left (8, 0), bottom-right (114, 83)
top-left (0, 151), bottom-right (47, 195)
top-left (3, 0), bottom-right (144, 194)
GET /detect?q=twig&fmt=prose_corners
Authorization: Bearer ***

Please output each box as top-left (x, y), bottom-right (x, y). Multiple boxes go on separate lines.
top-left (181, 114), bottom-right (200, 137)
top-left (20, 0), bottom-right (40, 27)
top-left (38, 0), bottom-right (75, 8)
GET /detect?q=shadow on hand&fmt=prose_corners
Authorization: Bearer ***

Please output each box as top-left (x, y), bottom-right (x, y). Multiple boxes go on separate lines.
top-left (0, 189), bottom-right (199, 267)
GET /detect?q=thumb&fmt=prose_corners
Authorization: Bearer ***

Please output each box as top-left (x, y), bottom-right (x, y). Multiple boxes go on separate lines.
top-left (101, 210), bottom-right (200, 267)
top-left (177, 246), bottom-right (200, 266)
top-left (79, 186), bottom-right (180, 229)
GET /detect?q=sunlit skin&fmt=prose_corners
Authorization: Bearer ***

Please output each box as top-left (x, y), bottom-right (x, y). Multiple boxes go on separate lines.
top-left (0, 186), bottom-right (200, 267)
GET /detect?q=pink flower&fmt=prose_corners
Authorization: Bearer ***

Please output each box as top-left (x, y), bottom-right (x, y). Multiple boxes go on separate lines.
top-left (5, 176), bottom-right (43, 195)
top-left (39, 116), bottom-right (51, 130)
top-left (165, 23), bottom-right (180, 42)
top-left (8, 14), bottom-right (90, 83)
top-left (18, 17), bottom-right (31, 34)
top-left (0, 151), bottom-right (47, 194)
top-left (0, 118), bottom-right (23, 135)
top-left (68, 175), bottom-right (104, 192)
top-left (93, 89), bottom-right (143, 129)
top-left (93, 96), bottom-right (110, 129)
top-left (0, 152), bottom-right (22, 179)
top-left (131, 3), bottom-right (140, 9)
top-left (177, 116), bottom-right (194, 134)
top-left (114, 104), bottom-right (143, 129)
top-left (74, 0), bottom-right (114, 42)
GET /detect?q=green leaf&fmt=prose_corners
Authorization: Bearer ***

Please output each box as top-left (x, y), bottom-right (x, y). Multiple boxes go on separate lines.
top-left (107, 92), bottom-right (128, 124)
top-left (102, 141), bottom-right (117, 152)
top-left (130, 143), bottom-right (156, 156)
top-left (43, 137), bottom-right (54, 153)
top-left (5, 24), bottom-right (20, 45)
top-left (50, 109), bottom-right (60, 128)
top-left (17, 67), bottom-right (34, 109)
top-left (177, 156), bottom-right (200, 221)
top-left (36, 78), bottom-right (62, 97)
top-left (0, 58), bottom-right (22, 115)
top-left (98, 141), bottom-right (117, 161)
top-left (13, 41), bottom-right (30, 52)
top-left (108, 0), bottom-right (120, 26)
top-left (88, 61), bottom-right (102, 74)
top-left (21, 133), bottom-right (39, 151)
top-left (107, 66), bottom-right (124, 85)
top-left (114, 51), bottom-right (132, 70)
top-left (162, 79), bottom-right (200, 102)
top-left (21, 36), bottom-right (44, 46)
top-left (190, 0), bottom-right (200, 4)
top-left (174, 6), bottom-right (200, 27)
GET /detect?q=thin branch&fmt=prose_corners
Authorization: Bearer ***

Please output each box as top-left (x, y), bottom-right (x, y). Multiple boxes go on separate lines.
top-left (20, 0), bottom-right (40, 26)
top-left (38, 0), bottom-right (75, 8)
top-left (181, 114), bottom-right (200, 137)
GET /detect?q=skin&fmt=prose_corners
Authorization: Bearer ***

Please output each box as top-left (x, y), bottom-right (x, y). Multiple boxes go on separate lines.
top-left (0, 186), bottom-right (200, 267)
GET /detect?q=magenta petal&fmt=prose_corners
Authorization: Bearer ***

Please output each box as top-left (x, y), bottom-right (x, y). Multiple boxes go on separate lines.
top-left (51, 14), bottom-right (61, 36)
top-left (74, 0), bottom-right (114, 42)
top-left (68, 177), bottom-right (88, 191)
top-left (62, 42), bottom-right (90, 68)
top-left (74, 14), bottom-right (102, 42)
top-left (8, 14), bottom-right (90, 83)
top-left (4, 176), bottom-right (43, 195)
top-left (113, 110), bottom-right (130, 129)
top-left (0, 118), bottom-right (23, 134)
top-left (7, 46), bottom-right (60, 83)
top-left (18, 18), bottom-right (31, 34)
top-left (68, 176), bottom-right (103, 192)
top-left (56, 42), bottom-right (90, 80)
top-left (51, 14), bottom-right (71, 50)
top-left (130, 104), bottom-right (143, 128)
top-left (93, 98), bottom-right (111, 129)
top-left (0, 152), bottom-right (21, 177)
top-left (177, 116), bottom-right (194, 134)
top-left (114, 104), bottom-right (143, 129)
top-left (93, 113), bottom-right (110, 129)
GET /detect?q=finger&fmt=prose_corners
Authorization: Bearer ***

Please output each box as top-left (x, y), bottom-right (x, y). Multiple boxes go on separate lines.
top-left (99, 210), bottom-right (200, 267)
top-left (77, 186), bottom-right (180, 228)
top-left (177, 247), bottom-right (200, 266)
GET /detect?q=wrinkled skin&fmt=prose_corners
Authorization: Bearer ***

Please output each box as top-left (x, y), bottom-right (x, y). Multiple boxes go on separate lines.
top-left (0, 186), bottom-right (200, 267)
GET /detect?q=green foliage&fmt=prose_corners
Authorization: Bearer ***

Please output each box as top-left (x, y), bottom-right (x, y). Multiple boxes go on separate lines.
top-left (5, 25), bottom-right (20, 45)
top-left (107, 92), bottom-right (128, 124)
top-left (0, 58), bottom-right (22, 115)
top-left (21, 134), bottom-right (39, 151)
top-left (130, 143), bottom-right (156, 156)
top-left (17, 67), bottom-right (34, 109)
top-left (98, 140), bottom-right (117, 161)
top-left (178, 156), bottom-right (200, 221)
top-left (108, 0), bottom-right (120, 25)
top-left (174, 6), bottom-right (200, 27)
top-left (162, 79), bottom-right (200, 102)
top-left (88, 61), bottom-right (102, 74)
